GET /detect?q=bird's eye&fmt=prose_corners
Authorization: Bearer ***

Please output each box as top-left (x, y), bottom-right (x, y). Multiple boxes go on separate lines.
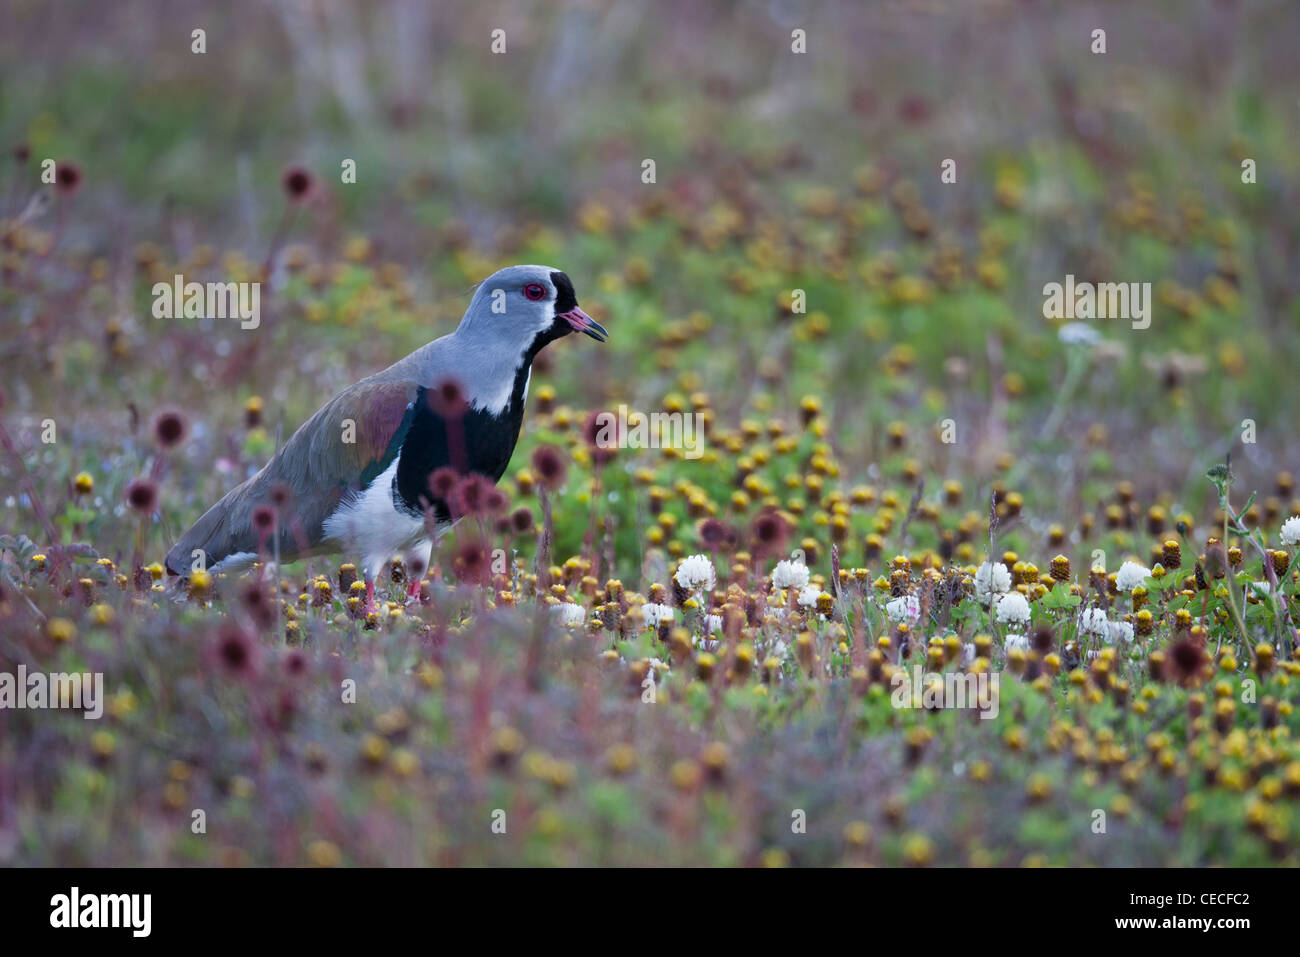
top-left (523, 283), bottom-right (546, 301)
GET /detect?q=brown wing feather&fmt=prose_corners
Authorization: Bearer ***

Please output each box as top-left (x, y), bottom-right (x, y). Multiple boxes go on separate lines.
top-left (165, 376), bottom-right (419, 575)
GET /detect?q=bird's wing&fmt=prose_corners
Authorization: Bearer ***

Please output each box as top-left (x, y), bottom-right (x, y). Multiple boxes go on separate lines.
top-left (165, 375), bottom-right (421, 575)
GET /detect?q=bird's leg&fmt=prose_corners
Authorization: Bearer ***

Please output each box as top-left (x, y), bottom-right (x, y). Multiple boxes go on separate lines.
top-left (403, 539), bottom-right (433, 606)
top-left (364, 579), bottom-right (379, 617)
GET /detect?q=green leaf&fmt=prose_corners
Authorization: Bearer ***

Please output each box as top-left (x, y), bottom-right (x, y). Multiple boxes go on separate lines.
top-left (1043, 587), bottom-right (1081, 610)
top-left (1148, 573), bottom-right (1182, 593)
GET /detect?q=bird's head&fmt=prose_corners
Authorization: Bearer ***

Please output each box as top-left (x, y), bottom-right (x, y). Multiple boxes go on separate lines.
top-left (460, 265), bottom-right (607, 360)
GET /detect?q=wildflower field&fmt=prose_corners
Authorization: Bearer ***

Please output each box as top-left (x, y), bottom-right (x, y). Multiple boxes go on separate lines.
top-left (3, 1), bottom-right (1300, 868)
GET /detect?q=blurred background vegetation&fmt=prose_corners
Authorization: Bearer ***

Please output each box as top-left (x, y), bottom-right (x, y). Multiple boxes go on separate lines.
top-left (5, 1), bottom-right (1298, 509)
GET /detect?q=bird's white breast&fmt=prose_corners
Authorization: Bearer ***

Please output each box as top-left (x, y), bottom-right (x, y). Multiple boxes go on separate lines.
top-left (322, 456), bottom-right (432, 581)
top-left (472, 371), bottom-right (518, 417)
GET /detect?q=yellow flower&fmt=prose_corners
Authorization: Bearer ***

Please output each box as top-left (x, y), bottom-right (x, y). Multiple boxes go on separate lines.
top-left (307, 840), bottom-right (342, 867)
top-left (108, 689), bottom-right (138, 719)
top-left (390, 748), bottom-right (420, 777)
top-left (902, 832), bottom-right (935, 866)
top-left (47, 618), bottom-right (77, 643)
top-left (90, 730), bottom-right (116, 758)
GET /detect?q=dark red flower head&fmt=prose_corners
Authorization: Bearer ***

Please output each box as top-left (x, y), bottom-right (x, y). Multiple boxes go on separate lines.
top-left (898, 95), bottom-right (932, 125)
top-left (485, 487), bottom-right (508, 514)
top-left (239, 580), bottom-right (276, 628)
top-left (1030, 624), bottom-right (1055, 654)
top-left (251, 505), bottom-right (277, 535)
top-left (428, 466), bottom-right (461, 504)
top-left (699, 518), bottom-right (736, 551)
top-left (268, 482), bottom-right (293, 510)
top-left (452, 539), bottom-right (490, 585)
top-left (124, 477), bottom-right (158, 515)
top-left (582, 411), bottom-right (619, 465)
top-left (1169, 637), bottom-right (1208, 686)
top-left (429, 378), bottom-right (467, 418)
top-left (153, 409), bottom-right (188, 449)
top-left (751, 509), bottom-right (791, 556)
top-left (510, 506), bottom-right (534, 534)
top-left (282, 649), bottom-right (308, 678)
top-left (453, 473), bottom-right (497, 517)
top-left (282, 165), bottom-right (314, 201)
top-left (530, 445), bottom-right (567, 491)
top-left (55, 161), bottom-right (81, 194)
top-left (406, 551), bottom-right (427, 580)
top-left (213, 621), bottom-right (258, 679)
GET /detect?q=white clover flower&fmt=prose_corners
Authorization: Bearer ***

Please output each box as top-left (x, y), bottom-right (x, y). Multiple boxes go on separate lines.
top-left (1280, 516), bottom-right (1300, 547)
top-left (675, 553), bottom-right (716, 594)
top-left (552, 602), bottom-right (586, 627)
top-left (771, 559), bottom-right (810, 590)
top-left (1078, 607), bottom-right (1110, 638)
top-left (692, 634), bottom-right (719, 653)
top-left (995, 591), bottom-right (1031, 626)
top-left (886, 594), bottom-right (920, 624)
top-left (706, 614), bottom-right (724, 634)
top-left (1058, 322), bottom-right (1101, 347)
top-left (1250, 580), bottom-right (1272, 601)
top-left (974, 561), bottom-right (1012, 600)
top-left (1107, 620), bottom-right (1134, 644)
top-left (1004, 632), bottom-right (1029, 653)
top-left (1115, 560), bottom-right (1151, 593)
top-left (641, 602), bottom-right (674, 628)
top-left (797, 584), bottom-right (823, 609)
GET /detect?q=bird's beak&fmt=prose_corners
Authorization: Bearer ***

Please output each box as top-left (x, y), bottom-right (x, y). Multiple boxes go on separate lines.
top-left (557, 306), bottom-right (608, 342)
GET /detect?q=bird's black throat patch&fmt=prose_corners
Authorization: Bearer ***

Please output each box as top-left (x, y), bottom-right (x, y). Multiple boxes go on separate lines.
top-left (391, 353), bottom-right (546, 522)
top-left (390, 380), bottom-right (525, 522)
top-left (550, 270), bottom-right (577, 315)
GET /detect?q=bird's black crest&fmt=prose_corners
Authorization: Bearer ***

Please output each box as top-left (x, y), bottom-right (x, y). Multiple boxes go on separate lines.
top-left (551, 271), bottom-right (577, 313)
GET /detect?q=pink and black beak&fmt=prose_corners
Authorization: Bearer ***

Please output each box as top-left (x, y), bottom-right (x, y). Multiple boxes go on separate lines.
top-left (551, 270), bottom-right (608, 342)
top-left (558, 305), bottom-right (608, 342)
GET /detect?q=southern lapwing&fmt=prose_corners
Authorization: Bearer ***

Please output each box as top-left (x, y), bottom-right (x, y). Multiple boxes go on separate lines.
top-left (164, 264), bottom-right (606, 612)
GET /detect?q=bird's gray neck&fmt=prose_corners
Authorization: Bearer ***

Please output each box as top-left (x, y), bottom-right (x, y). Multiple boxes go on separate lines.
top-left (411, 334), bottom-right (533, 417)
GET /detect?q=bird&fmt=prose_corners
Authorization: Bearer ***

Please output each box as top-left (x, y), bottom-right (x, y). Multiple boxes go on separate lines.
top-left (164, 264), bottom-right (607, 612)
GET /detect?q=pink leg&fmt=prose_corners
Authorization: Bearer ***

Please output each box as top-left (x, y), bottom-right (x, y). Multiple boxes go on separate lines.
top-left (364, 580), bottom-right (378, 617)
top-left (406, 578), bottom-right (422, 602)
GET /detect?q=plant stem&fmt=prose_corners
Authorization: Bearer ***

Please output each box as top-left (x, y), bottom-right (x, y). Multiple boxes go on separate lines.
top-left (1219, 501), bottom-right (1251, 658)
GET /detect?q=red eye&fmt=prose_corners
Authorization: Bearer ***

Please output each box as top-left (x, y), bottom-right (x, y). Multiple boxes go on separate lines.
top-left (523, 283), bottom-right (546, 301)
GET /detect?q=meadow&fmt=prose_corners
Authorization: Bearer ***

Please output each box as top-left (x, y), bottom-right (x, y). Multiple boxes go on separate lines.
top-left (2, 0), bottom-right (1299, 866)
